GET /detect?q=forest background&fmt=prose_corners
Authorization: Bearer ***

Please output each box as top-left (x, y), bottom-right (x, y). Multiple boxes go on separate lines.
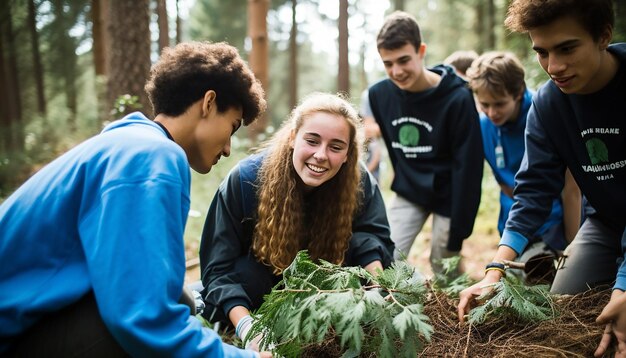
top-left (1, 0), bottom-right (625, 278)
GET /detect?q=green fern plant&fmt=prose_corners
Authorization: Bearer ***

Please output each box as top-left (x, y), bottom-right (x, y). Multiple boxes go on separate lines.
top-left (468, 274), bottom-right (558, 325)
top-left (247, 251), bottom-right (433, 358)
top-left (430, 256), bottom-right (475, 298)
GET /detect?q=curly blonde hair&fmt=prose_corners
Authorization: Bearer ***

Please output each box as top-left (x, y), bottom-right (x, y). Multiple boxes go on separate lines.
top-left (252, 92), bottom-right (364, 274)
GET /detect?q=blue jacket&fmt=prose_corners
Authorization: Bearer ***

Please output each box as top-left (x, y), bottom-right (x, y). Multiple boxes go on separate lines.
top-left (0, 112), bottom-right (256, 357)
top-left (480, 89), bottom-right (566, 250)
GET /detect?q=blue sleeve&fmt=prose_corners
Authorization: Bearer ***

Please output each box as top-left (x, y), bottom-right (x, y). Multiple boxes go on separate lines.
top-left (615, 229), bottom-right (626, 291)
top-left (503, 102), bottom-right (566, 253)
top-left (346, 168), bottom-right (395, 268)
top-left (79, 172), bottom-right (255, 357)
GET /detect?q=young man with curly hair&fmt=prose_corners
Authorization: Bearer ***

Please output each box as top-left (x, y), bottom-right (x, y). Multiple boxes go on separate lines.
top-left (458, 1), bottom-right (625, 356)
top-left (0, 41), bottom-right (270, 357)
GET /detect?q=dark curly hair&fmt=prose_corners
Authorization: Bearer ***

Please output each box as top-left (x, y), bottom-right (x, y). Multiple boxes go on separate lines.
top-left (505, 0), bottom-right (614, 41)
top-left (144, 41), bottom-right (266, 125)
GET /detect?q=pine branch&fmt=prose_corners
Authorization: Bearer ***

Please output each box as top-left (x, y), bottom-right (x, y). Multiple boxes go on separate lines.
top-left (468, 275), bottom-right (557, 325)
top-left (247, 251), bottom-right (433, 357)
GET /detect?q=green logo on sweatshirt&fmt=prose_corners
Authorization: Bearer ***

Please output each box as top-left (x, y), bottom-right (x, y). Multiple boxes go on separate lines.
top-left (585, 138), bottom-right (609, 165)
top-left (399, 124), bottom-right (420, 146)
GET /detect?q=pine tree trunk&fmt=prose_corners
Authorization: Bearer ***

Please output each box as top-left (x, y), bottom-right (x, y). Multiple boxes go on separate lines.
top-left (246, 0), bottom-right (269, 142)
top-left (92, 0), bottom-right (110, 123)
top-left (337, 0), bottom-right (349, 95)
top-left (28, 0), bottom-right (46, 115)
top-left (288, 0), bottom-right (297, 110)
top-left (0, 1), bottom-right (22, 150)
top-left (393, 0), bottom-right (405, 11)
top-left (175, 0), bottom-right (182, 44)
top-left (107, 0), bottom-right (152, 118)
top-left (92, 0), bottom-right (109, 77)
top-left (51, 0), bottom-right (77, 128)
top-left (486, 0), bottom-right (496, 50)
top-left (473, 2), bottom-right (485, 54)
top-left (156, 0), bottom-right (169, 54)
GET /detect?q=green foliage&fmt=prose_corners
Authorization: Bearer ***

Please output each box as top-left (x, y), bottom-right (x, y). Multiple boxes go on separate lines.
top-left (110, 94), bottom-right (143, 117)
top-left (247, 252), bottom-right (433, 358)
top-left (468, 275), bottom-right (557, 325)
top-left (430, 257), bottom-right (475, 298)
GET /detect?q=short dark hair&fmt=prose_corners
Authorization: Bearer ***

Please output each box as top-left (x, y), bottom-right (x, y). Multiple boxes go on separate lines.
top-left (376, 11), bottom-right (422, 51)
top-left (504, 0), bottom-right (615, 41)
top-left (144, 41), bottom-right (266, 126)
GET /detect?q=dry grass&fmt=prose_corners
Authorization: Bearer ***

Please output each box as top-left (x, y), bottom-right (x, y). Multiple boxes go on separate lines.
top-left (298, 287), bottom-right (612, 357)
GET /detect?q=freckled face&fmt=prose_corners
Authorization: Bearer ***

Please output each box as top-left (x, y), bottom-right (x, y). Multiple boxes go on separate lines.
top-left (474, 89), bottom-right (521, 126)
top-left (290, 112), bottom-right (351, 190)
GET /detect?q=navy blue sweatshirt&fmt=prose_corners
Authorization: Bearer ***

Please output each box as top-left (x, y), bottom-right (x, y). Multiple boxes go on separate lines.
top-left (368, 65), bottom-right (483, 250)
top-left (502, 43), bottom-right (626, 255)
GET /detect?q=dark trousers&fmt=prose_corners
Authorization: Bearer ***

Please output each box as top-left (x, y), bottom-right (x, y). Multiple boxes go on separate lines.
top-left (6, 292), bottom-right (128, 358)
top-left (202, 255), bottom-right (280, 325)
top-left (6, 287), bottom-right (197, 357)
top-left (551, 217), bottom-right (623, 294)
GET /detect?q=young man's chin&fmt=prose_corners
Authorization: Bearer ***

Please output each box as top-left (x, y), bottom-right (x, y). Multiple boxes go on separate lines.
top-left (192, 164), bottom-right (212, 174)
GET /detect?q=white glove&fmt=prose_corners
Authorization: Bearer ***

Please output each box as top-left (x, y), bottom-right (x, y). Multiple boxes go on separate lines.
top-left (236, 315), bottom-right (263, 352)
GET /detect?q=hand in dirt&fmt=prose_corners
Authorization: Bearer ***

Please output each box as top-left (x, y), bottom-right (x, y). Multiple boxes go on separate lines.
top-left (457, 270), bottom-right (503, 323)
top-left (258, 353), bottom-right (272, 358)
top-left (594, 289), bottom-right (626, 357)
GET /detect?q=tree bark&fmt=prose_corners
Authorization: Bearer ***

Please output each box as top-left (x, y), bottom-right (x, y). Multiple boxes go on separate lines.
top-left (393, 0), bottom-right (405, 11)
top-left (288, 0), bottom-right (298, 110)
top-left (175, 0), bottom-right (182, 44)
top-left (486, 0), bottom-right (496, 50)
top-left (28, 0), bottom-right (46, 115)
top-left (0, 1), bottom-right (22, 149)
top-left (473, 1), bottom-right (484, 54)
top-left (92, 0), bottom-right (110, 123)
top-left (156, 0), bottom-right (169, 54)
top-left (92, 0), bottom-right (109, 77)
top-left (51, 0), bottom-right (78, 127)
top-left (337, 0), bottom-right (349, 95)
top-left (107, 0), bottom-right (152, 117)
top-left (246, 0), bottom-right (269, 141)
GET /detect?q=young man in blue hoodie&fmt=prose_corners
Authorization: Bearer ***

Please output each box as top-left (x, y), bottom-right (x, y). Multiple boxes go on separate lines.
top-left (466, 51), bottom-right (583, 282)
top-left (0, 41), bottom-right (271, 358)
top-left (458, 1), bottom-right (625, 356)
top-left (366, 11), bottom-right (483, 276)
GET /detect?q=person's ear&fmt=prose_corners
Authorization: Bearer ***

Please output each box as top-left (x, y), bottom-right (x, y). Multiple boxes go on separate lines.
top-left (598, 25), bottom-right (613, 51)
top-left (289, 129), bottom-right (296, 149)
top-left (201, 90), bottom-right (217, 118)
top-left (418, 43), bottom-right (427, 58)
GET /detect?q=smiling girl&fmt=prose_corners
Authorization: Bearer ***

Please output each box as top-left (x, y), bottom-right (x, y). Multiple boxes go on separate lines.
top-left (198, 92), bottom-right (394, 350)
